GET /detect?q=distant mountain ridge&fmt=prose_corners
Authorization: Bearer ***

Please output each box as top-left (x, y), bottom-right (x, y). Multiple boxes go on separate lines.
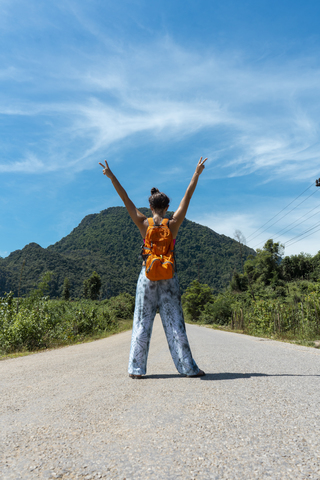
top-left (0, 207), bottom-right (255, 298)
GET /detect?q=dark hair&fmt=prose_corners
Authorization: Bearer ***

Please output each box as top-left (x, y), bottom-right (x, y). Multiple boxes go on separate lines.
top-left (149, 188), bottom-right (170, 211)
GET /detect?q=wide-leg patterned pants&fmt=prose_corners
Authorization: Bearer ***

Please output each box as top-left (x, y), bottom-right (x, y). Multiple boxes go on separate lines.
top-left (128, 267), bottom-right (199, 376)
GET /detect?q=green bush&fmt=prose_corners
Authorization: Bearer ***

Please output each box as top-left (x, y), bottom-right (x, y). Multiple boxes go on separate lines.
top-left (0, 295), bottom-right (50, 351)
top-left (107, 292), bottom-right (135, 321)
top-left (182, 280), bottom-right (214, 321)
top-left (199, 295), bottom-right (233, 325)
top-left (0, 291), bottom-right (135, 355)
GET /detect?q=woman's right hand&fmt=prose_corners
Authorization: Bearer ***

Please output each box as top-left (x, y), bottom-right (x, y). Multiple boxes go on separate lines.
top-left (99, 160), bottom-right (113, 178)
top-left (195, 157), bottom-right (208, 176)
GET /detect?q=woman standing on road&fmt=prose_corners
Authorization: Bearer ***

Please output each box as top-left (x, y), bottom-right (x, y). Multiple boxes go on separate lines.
top-left (99, 157), bottom-right (207, 378)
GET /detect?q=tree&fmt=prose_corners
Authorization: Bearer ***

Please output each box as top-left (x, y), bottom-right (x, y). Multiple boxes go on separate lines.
top-left (245, 239), bottom-right (284, 287)
top-left (182, 280), bottom-right (214, 321)
top-left (62, 277), bottom-right (71, 300)
top-left (311, 251), bottom-right (320, 281)
top-left (200, 293), bottom-right (233, 325)
top-left (82, 279), bottom-right (89, 299)
top-left (82, 271), bottom-right (102, 300)
top-left (281, 253), bottom-right (313, 281)
top-left (29, 271), bottom-right (53, 301)
top-left (234, 230), bottom-right (246, 273)
top-left (230, 270), bottom-right (248, 292)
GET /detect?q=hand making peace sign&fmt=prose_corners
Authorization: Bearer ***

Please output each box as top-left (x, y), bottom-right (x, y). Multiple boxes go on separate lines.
top-left (195, 156), bottom-right (208, 176)
top-left (99, 160), bottom-right (113, 178)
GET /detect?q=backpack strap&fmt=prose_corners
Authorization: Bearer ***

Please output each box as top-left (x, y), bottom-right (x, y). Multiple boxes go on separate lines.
top-left (161, 218), bottom-right (169, 226)
top-left (141, 219), bottom-right (154, 260)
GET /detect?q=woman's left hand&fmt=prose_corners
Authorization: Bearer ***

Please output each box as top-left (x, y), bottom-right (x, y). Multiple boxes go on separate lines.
top-left (99, 160), bottom-right (113, 178)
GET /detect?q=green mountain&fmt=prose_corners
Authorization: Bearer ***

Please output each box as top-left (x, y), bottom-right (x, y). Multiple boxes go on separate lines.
top-left (0, 207), bottom-right (255, 298)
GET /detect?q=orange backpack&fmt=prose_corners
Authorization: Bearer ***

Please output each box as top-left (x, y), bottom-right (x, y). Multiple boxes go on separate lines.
top-left (142, 218), bottom-right (175, 281)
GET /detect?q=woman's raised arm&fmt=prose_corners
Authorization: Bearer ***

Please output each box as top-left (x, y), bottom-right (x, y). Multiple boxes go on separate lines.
top-left (169, 157), bottom-right (207, 238)
top-left (99, 160), bottom-right (148, 237)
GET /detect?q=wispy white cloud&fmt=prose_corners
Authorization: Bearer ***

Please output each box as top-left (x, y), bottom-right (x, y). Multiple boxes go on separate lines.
top-left (196, 212), bottom-right (255, 243)
top-left (1, 13), bottom-right (320, 180)
top-left (196, 207), bottom-right (320, 257)
top-left (0, 154), bottom-right (45, 173)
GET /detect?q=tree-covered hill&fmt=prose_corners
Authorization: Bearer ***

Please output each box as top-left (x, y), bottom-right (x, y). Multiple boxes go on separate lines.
top-left (0, 207), bottom-right (255, 298)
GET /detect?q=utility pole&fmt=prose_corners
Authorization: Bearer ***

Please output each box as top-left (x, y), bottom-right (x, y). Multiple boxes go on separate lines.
top-left (316, 178), bottom-right (320, 187)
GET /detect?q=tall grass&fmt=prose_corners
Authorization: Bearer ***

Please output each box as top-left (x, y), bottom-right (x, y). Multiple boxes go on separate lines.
top-left (0, 292), bottom-right (134, 355)
top-left (231, 291), bottom-right (320, 340)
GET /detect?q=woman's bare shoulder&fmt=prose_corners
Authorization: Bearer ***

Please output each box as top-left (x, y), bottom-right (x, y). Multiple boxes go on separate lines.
top-left (138, 217), bottom-right (149, 238)
top-left (168, 215), bottom-right (179, 239)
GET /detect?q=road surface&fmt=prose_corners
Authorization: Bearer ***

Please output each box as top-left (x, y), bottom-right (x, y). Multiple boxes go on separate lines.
top-left (1, 315), bottom-right (320, 479)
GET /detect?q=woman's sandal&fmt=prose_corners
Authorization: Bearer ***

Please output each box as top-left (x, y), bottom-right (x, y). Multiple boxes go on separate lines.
top-left (187, 369), bottom-right (206, 378)
top-left (129, 374), bottom-right (143, 379)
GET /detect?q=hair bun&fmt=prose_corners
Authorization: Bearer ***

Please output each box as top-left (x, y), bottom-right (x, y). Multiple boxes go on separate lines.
top-left (149, 188), bottom-right (170, 210)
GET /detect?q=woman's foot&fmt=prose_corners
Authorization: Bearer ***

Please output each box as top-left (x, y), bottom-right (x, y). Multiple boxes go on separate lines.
top-left (129, 374), bottom-right (143, 379)
top-left (187, 369), bottom-right (205, 378)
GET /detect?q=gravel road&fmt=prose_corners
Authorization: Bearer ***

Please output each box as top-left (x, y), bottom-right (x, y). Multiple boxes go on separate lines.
top-left (1, 315), bottom-right (320, 480)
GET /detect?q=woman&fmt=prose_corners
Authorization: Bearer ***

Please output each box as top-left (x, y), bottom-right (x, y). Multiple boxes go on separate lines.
top-left (99, 157), bottom-right (207, 378)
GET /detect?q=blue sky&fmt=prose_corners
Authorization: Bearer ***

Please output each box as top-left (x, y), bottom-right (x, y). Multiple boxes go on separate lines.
top-left (1, 0), bottom-right (320, 258)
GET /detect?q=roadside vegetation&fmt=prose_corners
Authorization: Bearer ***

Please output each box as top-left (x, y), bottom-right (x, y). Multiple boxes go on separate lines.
top-left (2, 238), bottom-right (320, 356)
top-left (0, 271), bottom-right (134, 357)
top-left (182, 240), bottom-right (320, 345)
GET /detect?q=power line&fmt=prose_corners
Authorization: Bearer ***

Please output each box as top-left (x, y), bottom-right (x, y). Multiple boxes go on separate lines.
top-left (246, 182), bottom-right (315, 241)
top-left (284, 225), bottom-right (320, 248)
top-left (273, 205), bottom-right (320, 238)
top-left (284, 220), bottom-right (320, 247)
top-left (251, 188), bottom-right (319, 249)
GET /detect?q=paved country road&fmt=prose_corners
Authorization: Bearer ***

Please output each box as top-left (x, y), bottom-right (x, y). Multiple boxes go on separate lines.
top-left (1, 316), bottom-right (320, 480)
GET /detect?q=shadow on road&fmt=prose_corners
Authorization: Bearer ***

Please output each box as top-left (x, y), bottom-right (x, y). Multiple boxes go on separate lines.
top-left (143, 374), bottom-right (184, 379)
top-left (199, 372), bottom-right (320, 381)
top-left (142, 372), bottom-right (320, 380)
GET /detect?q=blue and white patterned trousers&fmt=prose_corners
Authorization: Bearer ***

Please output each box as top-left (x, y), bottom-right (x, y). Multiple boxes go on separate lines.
top-left (128, 267), bottom-right (199, 376)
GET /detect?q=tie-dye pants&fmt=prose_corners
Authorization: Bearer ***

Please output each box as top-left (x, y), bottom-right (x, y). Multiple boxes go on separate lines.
top-left (128, 267), bottom-right (200, 376)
